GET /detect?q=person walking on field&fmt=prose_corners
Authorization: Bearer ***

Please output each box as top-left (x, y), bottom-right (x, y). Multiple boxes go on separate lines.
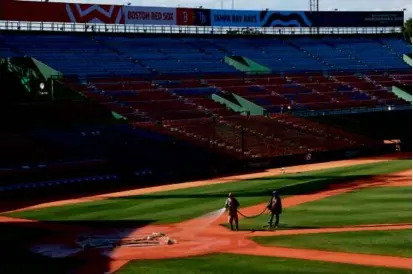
top-left (225, 192), bottom-right (240, 231)
top-left (267, 190), bottom-right (282, 228)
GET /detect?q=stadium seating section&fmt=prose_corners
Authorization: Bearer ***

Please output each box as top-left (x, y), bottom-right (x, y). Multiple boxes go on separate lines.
top-left (1, 34), bottom-right (410, 74)
top-left (0, 32), bottom-right (410, 163)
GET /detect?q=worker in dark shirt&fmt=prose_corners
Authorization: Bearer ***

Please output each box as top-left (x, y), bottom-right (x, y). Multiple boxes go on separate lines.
top-left (267, 190), bottom-right (282, 228)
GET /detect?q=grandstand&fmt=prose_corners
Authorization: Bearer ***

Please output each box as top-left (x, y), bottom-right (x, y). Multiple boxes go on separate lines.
top-left (1, 33), bottom-right (410, 116)
top-left (0, 1), bottom-right (411, 197)
top-left (1, 34), bottom-right (410, 73)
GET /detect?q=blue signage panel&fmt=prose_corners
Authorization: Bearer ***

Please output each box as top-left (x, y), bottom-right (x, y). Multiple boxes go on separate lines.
top-left (210, 10), bottom-right (313, 27)
top-left (210, 10), bottom-right (260, 27)
top-left (259, 11), bottom-right (313, 27)
top-left (309, 11), bottom-right (404, 27)
top-left (208, 10), bottom-right (403, 28)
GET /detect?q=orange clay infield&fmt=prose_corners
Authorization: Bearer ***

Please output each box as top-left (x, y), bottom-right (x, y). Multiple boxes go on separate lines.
top-left (1, 155), bottom-right (412, 274)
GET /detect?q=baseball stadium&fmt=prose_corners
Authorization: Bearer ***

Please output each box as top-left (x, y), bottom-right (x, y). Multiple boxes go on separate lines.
top-left (0, 0), bottom-right (412, 273)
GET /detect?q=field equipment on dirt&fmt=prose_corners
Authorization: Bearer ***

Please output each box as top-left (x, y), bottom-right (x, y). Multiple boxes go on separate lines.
top-left (76, 232), bottom-right (177, 249)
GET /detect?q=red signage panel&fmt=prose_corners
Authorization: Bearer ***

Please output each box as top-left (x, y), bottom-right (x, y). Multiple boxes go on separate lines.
top-left (177, 8), bottom-right (195, 25)
top-left (66, 3), bottom-right (125, 24)
top-left (0, 0), bottom-right (125, 24)
top-left (1, 0), bottom-right (68, 22)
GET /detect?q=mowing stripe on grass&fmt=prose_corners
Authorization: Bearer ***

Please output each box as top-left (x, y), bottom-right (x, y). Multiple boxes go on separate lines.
top-left (236, 186), bottom-right (411, 230)
top-left (252, 229), bottom-right (412, 258)
top-left (6, 160), bottom-right (411, 224)
top-left (117, 253), bottom-right (411, 274)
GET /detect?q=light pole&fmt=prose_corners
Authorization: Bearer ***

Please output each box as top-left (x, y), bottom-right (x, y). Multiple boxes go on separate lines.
top-left (310, 0), bottom-right (320, 35)
top-left (309, 0), bottom-right (319, 12)
top-left (402, 8), bottom-right (408, 37)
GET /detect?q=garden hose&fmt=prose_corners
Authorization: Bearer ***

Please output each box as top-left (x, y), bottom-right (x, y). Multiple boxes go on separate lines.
top-left (237, 206), bottom-right (268, 219)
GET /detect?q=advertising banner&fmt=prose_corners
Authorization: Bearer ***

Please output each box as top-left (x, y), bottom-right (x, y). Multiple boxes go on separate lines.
top-left (0, 1), bottom-right (403, 28)
top-left (309, 11), bottom-right (404, 27)
top-left (0, 0), bottom-right (68, 22)
top-left (125, 6), bottom-right (176, 25)
top-left (210, 9), bottom-right (261, 27)
top-left (66, 3), bottom-right (125, 24)
top-left (209, 10), bottom-right (403, 28)
top-left (210, 10), bottom-right (314, 27)
top-left (259, 10), bottom-right (314, 27)
top-left (177, 8), bottom-right (211, 26)
top-left (0, 0), bottom-right (124, 24)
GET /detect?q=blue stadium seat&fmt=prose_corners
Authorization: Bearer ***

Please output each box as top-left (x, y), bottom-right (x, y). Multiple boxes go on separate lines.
top-left (0, 33), bottom-right (410, 75)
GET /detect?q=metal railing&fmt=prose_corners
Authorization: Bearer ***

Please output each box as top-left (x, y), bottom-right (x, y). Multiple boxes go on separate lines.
top-left (281, 104), bottom-right (412, 117)
top-left (0, 20), bottom-right (403, 36)
top-left (53, 69), bottom-right (412, 84)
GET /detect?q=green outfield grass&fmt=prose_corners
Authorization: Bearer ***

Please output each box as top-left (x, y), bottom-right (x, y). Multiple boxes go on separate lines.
top-left (252, 229), bottom-right (412, 257)
top-left (235, 186), bottom-right (411, 230)
top-left (117, 254), bottom-right (411, 274)
top-left (7, 160), bottom-right (411, 224)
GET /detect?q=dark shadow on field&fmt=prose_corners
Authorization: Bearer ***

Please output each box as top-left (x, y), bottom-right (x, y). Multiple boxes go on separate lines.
top-left (113, 174), bottom-right (400, 200)
top-left (0, 221), bottom-right (82, 273)
top-left (0, 165), bottom-right (270, 213)
top-left (0, 175), bottom-right (157, 213)
top-left (0, 219), bottom-right (155, 274)
top-left (40, 219), bottom-right (156, 229)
